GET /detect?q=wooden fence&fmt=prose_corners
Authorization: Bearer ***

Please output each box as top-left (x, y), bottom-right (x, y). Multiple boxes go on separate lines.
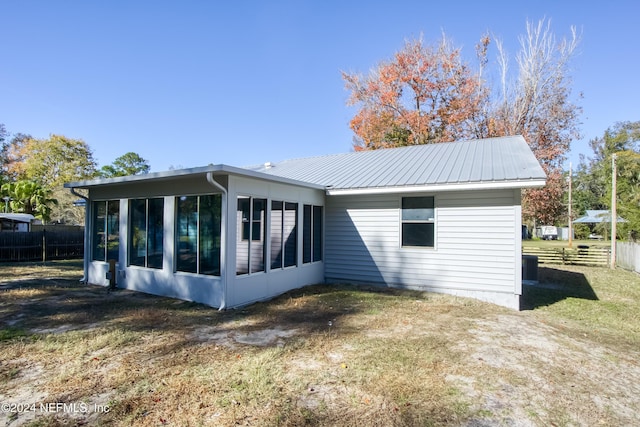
top-left (0, 229), bottom-right (84, 262)
top-left (522, 245), bottom-right (610, 267)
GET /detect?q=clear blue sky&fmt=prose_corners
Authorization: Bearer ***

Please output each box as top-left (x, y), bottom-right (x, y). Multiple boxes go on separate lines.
top-left (1, 1), bottom-right (638, 173)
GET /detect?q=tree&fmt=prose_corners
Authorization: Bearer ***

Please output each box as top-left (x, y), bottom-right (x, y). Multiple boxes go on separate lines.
top-left (342, 35), bottom-right (488, 150)
top-left (0, 123), bottom-right (7, 185)
top-left (574, 121), bottom-right (640, 238)
top-left (2, 132), bottom-right (32, 182)
top-left (615, 150), bottom-right (640, 238)
top-left (98, 152), bottom-right (150, 178)
top-left (15, 134), bottom-right (97, 189)
top-left (343, 19), bottom-right (582, 226)
top-left (489, 19), bottom-right (581, 226)
top-left (1, 180), bottom-right (57, 222)
top-left (6, 134), bottom-right (97, 223)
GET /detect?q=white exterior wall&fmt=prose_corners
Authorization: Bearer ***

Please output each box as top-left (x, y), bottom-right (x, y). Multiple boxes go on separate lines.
top-left (225, 175), bottom-right (324, 308)
top-left (86, 175), bottom-right (227, 307)
top-left (84, 173), bottom-right (325, 309)
top-left (325, 189), bottom-right (523, 309)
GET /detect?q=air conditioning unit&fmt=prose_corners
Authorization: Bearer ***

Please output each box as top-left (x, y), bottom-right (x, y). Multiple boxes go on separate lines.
top-left (522, 255), bottom-right (539, 283)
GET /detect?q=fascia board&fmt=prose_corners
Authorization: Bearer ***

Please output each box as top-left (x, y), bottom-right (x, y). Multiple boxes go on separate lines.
top-left (325, 179), bottom-right (547, 196)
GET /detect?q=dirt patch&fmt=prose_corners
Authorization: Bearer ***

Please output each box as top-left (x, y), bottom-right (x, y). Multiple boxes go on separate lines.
top-left (448, 313), bottom-right (640, 426)
top-left (190, 325), bottom-right (299, 348)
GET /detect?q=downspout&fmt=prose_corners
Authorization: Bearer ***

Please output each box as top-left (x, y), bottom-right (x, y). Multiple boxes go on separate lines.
top-left (206, 172), bottom-right (228, 310)
top-left (69, 187), bottom-right (90, 284)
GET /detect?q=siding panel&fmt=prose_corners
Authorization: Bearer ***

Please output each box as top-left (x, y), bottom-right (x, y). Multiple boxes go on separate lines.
top-left (325, 190), bottom-right (520, 307)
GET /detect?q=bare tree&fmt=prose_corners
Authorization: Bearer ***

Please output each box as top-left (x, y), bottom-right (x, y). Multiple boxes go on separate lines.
top-left (491, 19), bottom-right (582, 225)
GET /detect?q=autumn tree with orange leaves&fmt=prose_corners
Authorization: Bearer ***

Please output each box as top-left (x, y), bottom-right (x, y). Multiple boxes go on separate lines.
top-left (343, 35), bottom-right (489, 150)
top-left (343, 19), bottom-right (582, 226)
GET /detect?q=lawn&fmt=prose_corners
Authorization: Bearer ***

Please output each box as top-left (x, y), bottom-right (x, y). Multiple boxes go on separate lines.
top-left (1, 261), bottom-right (639, 426)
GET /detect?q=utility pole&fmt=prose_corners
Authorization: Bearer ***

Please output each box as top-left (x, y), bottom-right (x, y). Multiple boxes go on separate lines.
top-left (568, 162), bottom-right (573, 248)
top-left (610, 154), bottom-right (617, 270)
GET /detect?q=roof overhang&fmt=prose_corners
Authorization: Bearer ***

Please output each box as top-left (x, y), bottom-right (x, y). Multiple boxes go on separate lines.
top-left (0, 213), bottom-right (35, 222)
top-left (65, 164), bottom-right (326, 191)
top-left (325, 179), bottom-right (547, 196)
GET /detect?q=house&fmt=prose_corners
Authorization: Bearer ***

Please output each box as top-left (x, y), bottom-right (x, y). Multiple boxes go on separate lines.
top-left (573, 210), bottom-right (627, 240)
top-left (65, 135), bottom-right (546, 310)
top-left (573, 210), bottom-right (627, 225)
top-left (0, 213), bottom-right (35, 232)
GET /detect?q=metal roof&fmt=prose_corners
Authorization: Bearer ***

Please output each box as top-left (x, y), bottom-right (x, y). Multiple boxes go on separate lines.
top-left (573, 210), bottom-right (627, 223)
top-left (0, 213), bottom-right (35, 223)
top-left (65, 164), bottom-right (326, 190)
top-left (65, 136), bottom-right (545, 194)
top-left (245, 135), bottom-right (546, 194)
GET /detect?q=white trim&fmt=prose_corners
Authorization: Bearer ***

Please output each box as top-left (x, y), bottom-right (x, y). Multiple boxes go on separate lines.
top-left (514, 189), bottom-right (523, 296)
top-left (325, 179), bottom-right (546, 196)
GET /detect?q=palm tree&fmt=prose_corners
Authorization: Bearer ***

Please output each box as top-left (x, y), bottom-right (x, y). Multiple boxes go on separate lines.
top-left (1, 180), bottom-right (58, 222)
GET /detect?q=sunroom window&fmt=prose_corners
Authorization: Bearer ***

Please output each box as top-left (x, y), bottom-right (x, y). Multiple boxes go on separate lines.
top-left (236, 196), bottom-right (266, 275)
top-left (129, 198), bottom-right (164, 268)
top-left (92, 200), bottom-right (120, 261)
top-left (176, 194), bottom-right (222, 276)
top-left (270, 201), bottom-right (298, 269)
top-left (303, 204), bottom-right (323, 263)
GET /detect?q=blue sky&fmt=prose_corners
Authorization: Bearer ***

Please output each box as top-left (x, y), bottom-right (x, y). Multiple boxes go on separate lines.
top-left (1, 1), bottom-right (638, 173)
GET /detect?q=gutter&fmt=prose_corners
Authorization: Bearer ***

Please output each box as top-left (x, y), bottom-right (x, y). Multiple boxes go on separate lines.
top-left (325, 179), bottom-right (547, 196)
top-left (69, 188), bottom-right (90, 284)
top-left (206, 172), bottom-right (228, 310)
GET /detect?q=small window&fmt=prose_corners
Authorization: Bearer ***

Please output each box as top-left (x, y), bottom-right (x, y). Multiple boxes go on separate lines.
top-left (401, 197), bottom-right (435, 247)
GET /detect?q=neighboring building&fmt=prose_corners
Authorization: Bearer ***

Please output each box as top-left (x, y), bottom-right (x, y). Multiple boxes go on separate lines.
top-left (65, 135), bottom-right (546, 310)
top-left (573, 210), bottom-right (627, 225)
top-left (574, 210), bottom-right (627, 240)
top-left (0, 213), bottom-right (35, 232)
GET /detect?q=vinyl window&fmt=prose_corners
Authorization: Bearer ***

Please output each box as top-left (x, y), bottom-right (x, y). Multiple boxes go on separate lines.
top-left (401, 196), bottom-right (435, 247)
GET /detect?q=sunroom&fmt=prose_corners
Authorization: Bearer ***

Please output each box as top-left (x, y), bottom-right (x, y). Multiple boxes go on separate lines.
top-left (65, 165), bottom-right (326, 309)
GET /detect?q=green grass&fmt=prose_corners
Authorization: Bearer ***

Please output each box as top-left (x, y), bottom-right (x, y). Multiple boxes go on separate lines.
top-left (0, 327), bottom-right (28, 342)
top-left (526, 265), bottom-right (640, 348)
top-left (1, 260), bottom-right (639, 426)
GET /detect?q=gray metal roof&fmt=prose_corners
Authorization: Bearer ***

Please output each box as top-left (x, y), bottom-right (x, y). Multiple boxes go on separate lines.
top-left (245, 135), bottom-right (546, 192)
top-left (0, 213), bottom-right (35, 223)
top-left (65, 164), bottom-right (326, 190)
top-left (573, 210), bottom-right (627, 224)
top-left (66, 135), bottom-right (545, 194)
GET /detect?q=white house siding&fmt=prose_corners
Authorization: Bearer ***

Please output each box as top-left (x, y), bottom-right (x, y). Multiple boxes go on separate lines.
top-left (325, 189), bottom-right (522, 309)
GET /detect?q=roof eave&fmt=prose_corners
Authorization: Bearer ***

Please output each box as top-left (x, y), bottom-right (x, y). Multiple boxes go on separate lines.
top-left (325, 179), bottom-right (547, 196)
top-left (64, 164), bottom-right (326, 191)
